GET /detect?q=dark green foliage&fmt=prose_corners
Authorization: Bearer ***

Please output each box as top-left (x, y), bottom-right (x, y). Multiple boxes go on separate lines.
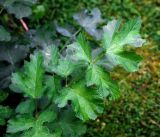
top-left (0, 44), bottom-right (29, 88)
top-left (0, 0), bottom-right (37, 19)
top-left (0, 25), bottom-right (11, 41)
top-left (0, 91), bottom-right (12, 126)
top-left (0, 0), bottom-right (154, 137)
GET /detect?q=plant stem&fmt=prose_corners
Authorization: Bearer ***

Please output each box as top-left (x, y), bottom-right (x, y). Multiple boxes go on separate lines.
top-left (20, 19), bottom-right (29, 31)
top-left (93, 51), bottom-right (106, 64)
top-left (0, 7), bottom-right (4, 15)
top-left (65, 76), bottom-right (68, 87)
top-left (35, 99), bottom-right (38, 118)
top-left (59, 28), bottom-right (81, 53)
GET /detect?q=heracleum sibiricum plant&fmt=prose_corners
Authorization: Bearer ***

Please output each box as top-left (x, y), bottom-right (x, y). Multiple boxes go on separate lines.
top-left (0, 1), bottom-right (145, 136)
top-left (7, 19), bottom-right (145, 136)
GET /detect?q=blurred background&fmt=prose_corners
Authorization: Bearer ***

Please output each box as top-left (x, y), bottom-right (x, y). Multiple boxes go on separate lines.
top-left (34, 0), bottom-right (160, 136)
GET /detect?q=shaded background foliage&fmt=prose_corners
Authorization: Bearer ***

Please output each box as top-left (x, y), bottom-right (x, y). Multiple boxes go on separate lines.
top-left (0, 0), bottom-right (160, 137)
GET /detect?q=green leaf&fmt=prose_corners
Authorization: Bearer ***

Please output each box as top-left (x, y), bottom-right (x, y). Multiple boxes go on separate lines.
top-left (0, 44), bottom-right (29, 65)
top-left (55, 23), bottom-right (75, 37)
top-left (7, 110), bottom-right (56, 136)
top-left (22, 110), bottom-right (56, 137)
top-left (44, 46), bottom-right (77, 77)
top-left (2, 0), bottom-right (37, 18)
top-left (7, 115), bottom-right (35, 133)
top-left (22, 126), bottom-right (55, 137)
top-left (77, 33), bottom-right (92, 61)
top-left (114, 18), bottom-right (145, 48)
top-left (56, 81), bottom-right (104, 121)
top-left (48, 109), bottom-right (86, 137)
top-left (0, 105), bottom-right (12, 118)
top-left (44, 75), bottom-right (62, 103)
top-left (37, 110), bottom-right (57, 124)
top-left (30, 28), bottom-right (54, 48)
top-left (66, 33), bottom-right (92, 64)
top-left (0, 44), bottom-right (29, 88)
top-left (107, 51), bottom-right (142, 72)
top-left (52, 59), bottom-right (77, 77)
top-left (42, 45), bottom-right (59, 69)
top-left (11, 53), bottom-right (45, 98)
top-left (102, 20), bottom-right (120, 49)
top-left (0, 91), bottom-right (8, 103)
top-left (103, 18), bottom-right (145, 49)
top-left (4, 133), bottom-right (20, 137)
top-left (102, 18), bottom-right (145, 72)
top-left (33, 5), bottom-right (46, 20)
top-left (74, 8), bottom-right (103, 40)
top-left (52, 131), bottom-right (62, 137)
top-left (86, 65), bottom-right (120, 99)
top-left (50, 46), bottom-right (59, 65)
top-left (5, 3), bottom-right (31, 19)
top-left (59, 109), bottom-right (86, 137)
top-left (0, 105), bottom-right (12, 125)
top-left (0, 118), bottom-right (5, 126)
top-left (44, 76), bottom-right (56, 100)
top-left (16, 99), bottom-right (35, 114)
top-left (0, 25), bottom-right (11, 41)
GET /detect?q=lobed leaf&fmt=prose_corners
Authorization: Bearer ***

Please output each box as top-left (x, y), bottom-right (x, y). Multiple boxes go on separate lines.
top-left (86, 65), bottom-right (120, 99)
top-left (16, 99), bottom-right (35, 114)
top-left (44, 46), bottom-right (78, 77)
top-left (44, 75), bottom-right (57, 100)
top-left (53, 109), bottom-right (86, 137)
top-left (66, 33), bottom-right (92, 64)
top-left (102, 18), bottom-right (145, 72)
top-left (52, 59), bottom-right (77, 77)
top-left (55, 23), bottom-right (76, 38)
top-left (0, 44), bottom-right (29, 64)
top-left (2, 0), bottom-right (37, 18)
top-left (0, 105), bottom-right (12, 125)
top-left (10, 52), bottom-right (45, 98)
top-left (56, 81), bottom-right (104, 121)
top-left (7, 109), bottom-right (56, 136)
top-left (37, 110), bottom-right (57, 124)
top-left (22, 126), bottom-right (55, 137)
top-left (0, 44), bottom-right (29, 89)
top-left (74, 8), bottom-right (103, 40)
top-left (105, 51), bottom-right (142, 72)
top-left (7, 115), bottom-right (35, 133)
top-left (113, 18), bottom-right (145, 48)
